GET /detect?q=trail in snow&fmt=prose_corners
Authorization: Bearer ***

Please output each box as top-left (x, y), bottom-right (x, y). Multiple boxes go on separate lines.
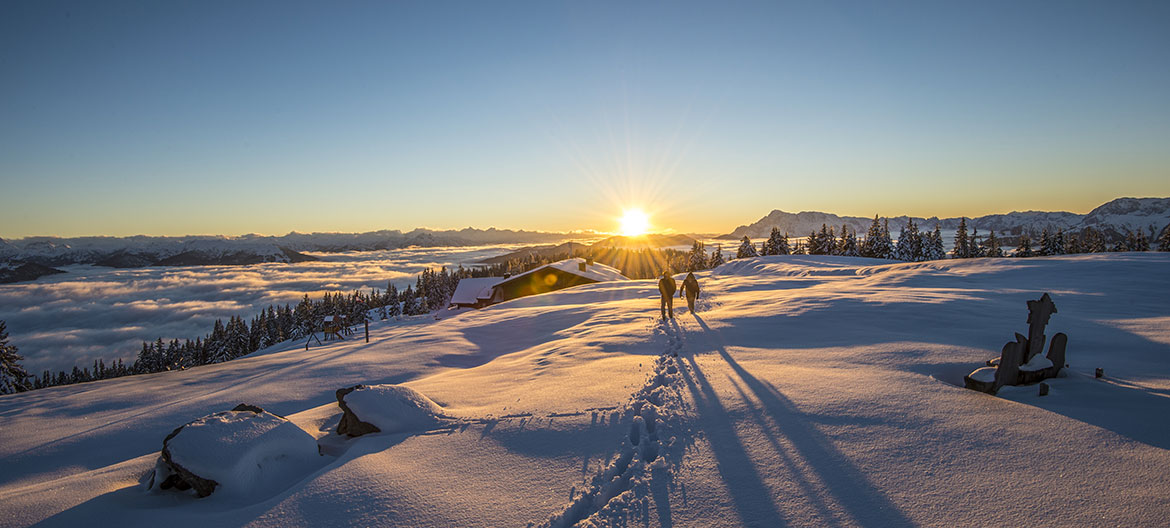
top-left (538, 319), bottom-right (692, 528)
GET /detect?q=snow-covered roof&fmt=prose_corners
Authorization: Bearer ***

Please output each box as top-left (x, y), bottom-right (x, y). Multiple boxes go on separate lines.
top-left (500, 258), bottom-right (628, 287)
top-left (450, 277), bottom-right (503, 305)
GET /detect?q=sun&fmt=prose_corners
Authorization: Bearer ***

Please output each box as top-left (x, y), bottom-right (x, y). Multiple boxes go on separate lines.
top-left (618, 209), bottom-right (651, 237)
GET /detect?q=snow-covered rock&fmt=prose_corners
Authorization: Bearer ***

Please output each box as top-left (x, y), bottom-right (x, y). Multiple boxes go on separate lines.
top-left (335, 384), bottom-right (446, 436)
top-left (148, 404), bottom-right (318, 498)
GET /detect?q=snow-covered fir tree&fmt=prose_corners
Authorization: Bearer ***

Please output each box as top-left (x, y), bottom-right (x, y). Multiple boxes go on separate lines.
top-left (862, 217), bottom-right (895, 259)
top-left (0, 321), bottom-right (31, 395)
top-left (1080, 227), bottom-right (1106, 253)
top-left (386, 284), bottom-right (401, 318)
top-left (982, 230), bottom-right (1004, 257)
top-left (764, 228), bottom-right (791, 256)
top-left (709, 244), bottom-right (725, 268)
top-left (968, 227), bottom-right (984, 258)
top-left (763, 228), bottom-right (782, 256)
top-left (1127, 229), bottom-right (1150, 251)
top-left (1038, 229), bottom-right (1055, 256)
top-left (1159, 226), bottom-right (1170, 251)
top-left (838, 225), bottom-right (859, 256)
top-left (953, 217), bottom-right (970, 258)
top-left (1046, 229), bottom-right (1067, 255)
top-left (860, 215), bottom-right (882, 258)
top-left (736, 236), bottom-right (758, 259)
top-left (922, 224), bottom-right (946, 261)
top-left (1015, 233), bottom-right (1034, 257)
top-left (894, 219), bottom-right (922, 261)
top-left (1064, 232), bottom-right (1083, 254)
top-left (687, 240), bottom-right (707, 270)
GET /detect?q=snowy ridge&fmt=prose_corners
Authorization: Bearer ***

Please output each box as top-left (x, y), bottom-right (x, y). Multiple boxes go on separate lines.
top-left (724, 196), bottom-right (1170, 240)
top-left (0, 228), bottom-right (576, 269)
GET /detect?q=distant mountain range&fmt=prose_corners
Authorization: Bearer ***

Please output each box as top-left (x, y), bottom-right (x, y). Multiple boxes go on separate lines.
top-left (0, 228), bottom-right (579, 282)
top-left (721, 197), bottom-right (1170, 242)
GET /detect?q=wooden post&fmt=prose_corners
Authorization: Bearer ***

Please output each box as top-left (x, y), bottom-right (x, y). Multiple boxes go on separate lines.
top-left (365, 320), bottom-right (369, 343)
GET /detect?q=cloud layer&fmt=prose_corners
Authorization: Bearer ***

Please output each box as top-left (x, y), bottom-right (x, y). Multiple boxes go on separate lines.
top-left (0, 245), bottom-right (512, 374)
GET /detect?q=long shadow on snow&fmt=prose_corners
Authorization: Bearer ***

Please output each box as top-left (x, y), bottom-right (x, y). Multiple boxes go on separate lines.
top-left (440, 307), bottom-right (596, 368)
top-left (687, 314), bottom-right (916, 528)
top-left (985, 372), bottom-right (1170, 450)
top-left (671, 348), bottom-right (788, 526)
top-left (708, 291), bottom-right (1170, 374)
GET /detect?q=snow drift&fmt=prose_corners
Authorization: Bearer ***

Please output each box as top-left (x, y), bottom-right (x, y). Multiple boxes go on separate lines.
top-left (147, 405), bottom-right (319, 499)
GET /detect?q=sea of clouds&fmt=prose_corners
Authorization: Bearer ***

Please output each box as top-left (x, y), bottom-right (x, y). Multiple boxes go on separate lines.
top-left (0, 245), bottom-right (516, 374)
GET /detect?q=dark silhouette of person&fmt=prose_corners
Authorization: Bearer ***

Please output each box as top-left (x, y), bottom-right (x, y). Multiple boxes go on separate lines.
top-left (680, 271), bottom-right (700, 312)
top-left (657, 271), bottom-right (677, 319)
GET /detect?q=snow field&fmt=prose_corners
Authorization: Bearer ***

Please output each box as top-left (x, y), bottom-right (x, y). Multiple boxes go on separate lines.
top-left (2, 252), bottom-right (1169, 527)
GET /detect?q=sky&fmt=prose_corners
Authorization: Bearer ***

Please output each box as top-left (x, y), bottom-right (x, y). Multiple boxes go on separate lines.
top-left (2, 0), bottom-right (1169, 238)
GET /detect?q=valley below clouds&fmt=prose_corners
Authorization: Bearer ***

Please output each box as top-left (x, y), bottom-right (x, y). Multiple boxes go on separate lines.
top-left (0, 245), bottom-right (514, 374)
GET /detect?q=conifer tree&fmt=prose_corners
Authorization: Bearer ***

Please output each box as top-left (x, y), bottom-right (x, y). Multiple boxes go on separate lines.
top-left (861, 215), bottom-right (881, 258)
top-left (982, 230), bottom-right (1004, 257)
top-left (1132, 228), bottom-right (1150, 251)
top-left (1037, 229), bottom-right (1053, 256)
top-left (0, 321), bottom-right (31, 394)
top-left (877, 219), bottom-right (894, 259)
top-left (838, 225), bottom-right (859, 256)
top-left (922, 224), bottom-right (946, 261)
top-left (821, 225), bottom-right (837, 255)
top-left (1063, 232), bottom-right (1082, 254)
top-left (968, 227), bottom-right (984, 258)
top-left (1083, 227), bottom-right (1106, 253)
top-left (736, 236), bottom-right (758, 259)
top-left (763, 228), bottom-right (781, 256)
top-left (894, 219), bottom-right (921, 261)
top-left (805, 231), bottom-right (818, 256)
top-left (709, 245), bottom-right (725, 268)
top-left (386, 284), bottom-right (401, 317)
top-left (1015, 234), bottom-right (1034, 257)
top-left (687, 240), bottom-right (707, 270)
top-left (953, 217), bottom-right (970, 258)
top-left (1158, 225), bottom-right (1170, 251)
top-left (1047, 229), bottom-right (1066, 255)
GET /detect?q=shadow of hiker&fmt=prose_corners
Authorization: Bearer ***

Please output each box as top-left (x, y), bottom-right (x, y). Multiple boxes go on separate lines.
top-left (687, 313), bottom-right (916, 528)
top-left (671, 354), bottom-right (788, 526)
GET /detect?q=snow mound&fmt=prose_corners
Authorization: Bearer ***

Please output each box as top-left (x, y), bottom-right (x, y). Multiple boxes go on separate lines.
top-left (342, 384), bottom-right (446, 434)
top-left (153, 406), bottom-right (319, 497)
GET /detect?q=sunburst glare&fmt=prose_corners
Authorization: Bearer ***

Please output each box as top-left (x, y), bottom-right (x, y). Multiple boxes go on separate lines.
top-left (618, 208), bottom-right (651, 237)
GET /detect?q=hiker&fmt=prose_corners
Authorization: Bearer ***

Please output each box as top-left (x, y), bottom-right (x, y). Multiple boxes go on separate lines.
top-left (658, 271), bottom-right (676, 319)
top-left (680, 271), bottom-right (700, 312)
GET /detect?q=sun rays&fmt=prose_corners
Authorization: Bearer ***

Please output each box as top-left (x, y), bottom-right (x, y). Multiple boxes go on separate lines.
top-left (618, 208), bottom-right (651, 237)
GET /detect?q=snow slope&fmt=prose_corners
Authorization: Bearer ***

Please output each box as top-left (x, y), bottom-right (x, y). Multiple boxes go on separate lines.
top-left (2, 253), bottom-right (1169, 526)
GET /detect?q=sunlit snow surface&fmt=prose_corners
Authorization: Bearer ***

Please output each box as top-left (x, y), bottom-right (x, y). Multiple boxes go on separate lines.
top-left (0, 245), bottom-right (516, 373)
top-left (1, 253), bottom-right (1169, 527)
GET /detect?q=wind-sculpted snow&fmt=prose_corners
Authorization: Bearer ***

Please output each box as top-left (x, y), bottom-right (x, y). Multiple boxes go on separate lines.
top-left (2, 253), bottom-right (1169, 527)
top-left (0, 245), bottom-right (515, 374)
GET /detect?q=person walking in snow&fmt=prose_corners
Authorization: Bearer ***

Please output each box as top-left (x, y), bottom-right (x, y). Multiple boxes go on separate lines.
top-left (658, 271), bottom-right (677, 319)
top-left (680, 271), bottom-right (700, 313)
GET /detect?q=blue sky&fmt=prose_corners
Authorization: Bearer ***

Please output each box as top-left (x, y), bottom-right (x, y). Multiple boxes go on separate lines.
top-left (2, 0), bottom-right (1168, 237)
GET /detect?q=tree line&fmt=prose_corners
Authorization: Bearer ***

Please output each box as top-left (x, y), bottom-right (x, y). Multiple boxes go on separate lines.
top-left (703, 215), bottom-right (1169, 268)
